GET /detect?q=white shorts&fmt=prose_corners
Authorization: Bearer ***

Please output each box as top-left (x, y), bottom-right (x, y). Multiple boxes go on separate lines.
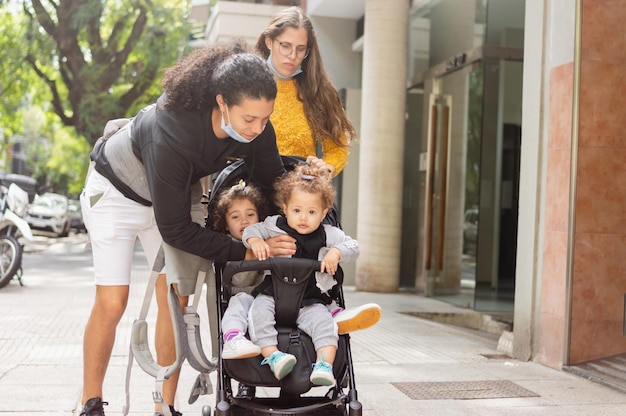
top-left (80, 169), bottom-right (162, 286)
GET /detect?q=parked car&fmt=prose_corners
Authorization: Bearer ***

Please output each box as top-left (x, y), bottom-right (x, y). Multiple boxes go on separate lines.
top-left (68, 199), bottom-right (86, 233)
top-left (25, 193), bottom-right (71, 237)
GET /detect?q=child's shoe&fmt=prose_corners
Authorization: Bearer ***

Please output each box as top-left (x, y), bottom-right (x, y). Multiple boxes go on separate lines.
top-left (261, 351), bottom-right (297, 380)
top-left (222, 333), bottom-right (261, 359)
top-left (310, 360), bottom-right (335, 386)
top-left (333, 303), bottom-right (381, 334)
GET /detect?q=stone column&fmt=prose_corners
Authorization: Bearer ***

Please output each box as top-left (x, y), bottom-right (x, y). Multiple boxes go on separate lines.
top-left (355, 0), bottom-right (410, 292)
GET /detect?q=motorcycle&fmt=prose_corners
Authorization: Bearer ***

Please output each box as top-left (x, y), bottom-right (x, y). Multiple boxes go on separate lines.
top-left (0, 183), bottom-right (33, 289)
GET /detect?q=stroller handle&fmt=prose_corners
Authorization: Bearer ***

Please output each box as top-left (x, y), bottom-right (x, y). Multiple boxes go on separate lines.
top-left (221, 257), bottom-right (321, 286)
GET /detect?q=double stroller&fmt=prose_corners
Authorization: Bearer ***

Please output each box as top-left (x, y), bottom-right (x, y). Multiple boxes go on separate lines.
top-left (204, 156), bottom-right (363, 416)
top-left (129, 156), bottom-right (363, 416)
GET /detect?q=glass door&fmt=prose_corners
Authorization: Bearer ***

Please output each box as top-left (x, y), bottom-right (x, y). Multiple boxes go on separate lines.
top-left (423, 63), bottom-right (481, 308)
top-left (473, 57), bottom-right (522, 312)
top-left (422, 57), bottom-right (521, 313)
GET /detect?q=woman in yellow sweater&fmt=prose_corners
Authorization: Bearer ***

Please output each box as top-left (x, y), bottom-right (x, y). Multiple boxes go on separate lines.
top-left (255, 6), bottom-right (357, 177)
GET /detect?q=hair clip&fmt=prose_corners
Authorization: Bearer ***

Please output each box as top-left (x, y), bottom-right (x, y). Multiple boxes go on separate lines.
top-left (231, 179), bottom-right (246, 190)
top-left (297, 173), bottom-right (316, 180)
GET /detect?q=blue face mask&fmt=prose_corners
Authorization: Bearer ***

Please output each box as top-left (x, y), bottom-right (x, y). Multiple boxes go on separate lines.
top-left (266, 55), bottom-right (302, 79)
top-left (220, 106), bottom-right (259, 144)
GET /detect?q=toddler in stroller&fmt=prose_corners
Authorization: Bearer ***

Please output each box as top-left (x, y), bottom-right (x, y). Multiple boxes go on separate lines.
top-left (206, 157), bottom-right (375, 415)
top-left (243, 164), bottom-right (356, 387)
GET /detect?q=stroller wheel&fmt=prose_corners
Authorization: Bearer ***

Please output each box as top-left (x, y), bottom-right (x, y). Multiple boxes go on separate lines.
top-left (216, 399), bottom-right (230, 416)
top-left (348, 399), bottom-right (362, 416)
top-left (201, 405), bottom-right (212, 416)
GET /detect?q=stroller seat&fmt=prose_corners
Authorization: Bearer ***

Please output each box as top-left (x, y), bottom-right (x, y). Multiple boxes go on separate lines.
top-left (213, 257), bottom-right (361, 416)
top-left (221, 258), bottom-right (347, 395)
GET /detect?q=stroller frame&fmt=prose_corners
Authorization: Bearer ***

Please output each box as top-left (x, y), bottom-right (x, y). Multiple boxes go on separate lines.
top-left (211, 257), bottom-right (362, 416)
top-left (205, 156), bottom-right (362, 415)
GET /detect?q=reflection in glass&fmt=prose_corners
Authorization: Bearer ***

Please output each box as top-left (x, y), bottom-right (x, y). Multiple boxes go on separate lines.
top-left (462, 63), bottom-right (483, 292)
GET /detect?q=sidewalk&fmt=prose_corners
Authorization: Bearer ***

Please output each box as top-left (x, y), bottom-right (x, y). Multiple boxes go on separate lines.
top-left (1, 236), bottom-right (626, 415)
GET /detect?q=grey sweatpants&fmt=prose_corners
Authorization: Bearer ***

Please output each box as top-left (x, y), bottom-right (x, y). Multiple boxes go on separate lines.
top-left (222, 292), bottom-right (254, 334)
top-left (248, 294), bottom-right (338, 351)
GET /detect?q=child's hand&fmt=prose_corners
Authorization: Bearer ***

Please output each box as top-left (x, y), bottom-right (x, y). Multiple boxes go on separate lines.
top-left (320, 248), bottom-right (341, 275)
top-left (306, 156), bottom-right (335, 178)
top-left (248, 237), bottom-right (271, 261)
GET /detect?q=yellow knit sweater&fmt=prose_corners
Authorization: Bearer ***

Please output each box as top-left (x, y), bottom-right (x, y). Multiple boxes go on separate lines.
top-left (271, 78), bottom-right (349, 175)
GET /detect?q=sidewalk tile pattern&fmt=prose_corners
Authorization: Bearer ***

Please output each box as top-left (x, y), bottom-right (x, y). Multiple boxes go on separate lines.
top-left (392, 380), bottom-right (540, 400)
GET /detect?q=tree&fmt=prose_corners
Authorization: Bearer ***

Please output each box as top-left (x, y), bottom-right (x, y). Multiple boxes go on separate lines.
top-left (0, 7), bottom-right (92, 196)
top-left (22, 0), bottom-right (192, 146)
top-left (21, 106), bottom-right (91, 197)
top-left (0, 7), bottom-right (38, 167)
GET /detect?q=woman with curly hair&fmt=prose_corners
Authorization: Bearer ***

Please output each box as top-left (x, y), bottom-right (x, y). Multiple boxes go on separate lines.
top-left (255, 6), bottom-right (357, 177)
top-left (78, 40), bottom-right (296, 416)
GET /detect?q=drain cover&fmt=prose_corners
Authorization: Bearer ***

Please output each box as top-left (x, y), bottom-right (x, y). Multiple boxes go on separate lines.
top-left (392, 380), bottom-right (539, 400)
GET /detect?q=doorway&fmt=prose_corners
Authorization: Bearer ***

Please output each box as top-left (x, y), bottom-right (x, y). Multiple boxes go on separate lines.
top-left (415, 53), bottom-right (522, 313)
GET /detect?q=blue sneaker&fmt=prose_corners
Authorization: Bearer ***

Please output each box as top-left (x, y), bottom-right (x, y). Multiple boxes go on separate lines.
top-left (261, 351), bottom-right (297, 380)
top-left (310, 360), bottom-right (335, 386)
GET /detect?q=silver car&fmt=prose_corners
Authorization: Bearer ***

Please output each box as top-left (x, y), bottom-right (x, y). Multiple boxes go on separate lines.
top-left (25, 193), bottom-right (71, 237)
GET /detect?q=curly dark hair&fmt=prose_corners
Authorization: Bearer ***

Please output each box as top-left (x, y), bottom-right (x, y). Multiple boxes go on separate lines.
top-left (211, 182), bottom-right (269, 234)
top-left (161, 39), bottom-right (277, 111)
top-left (273, 164), bottom-right (335, 212)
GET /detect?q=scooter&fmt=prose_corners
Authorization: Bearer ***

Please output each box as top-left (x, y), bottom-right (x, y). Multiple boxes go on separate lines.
top-left (0, 183), bottom-right (33, 289)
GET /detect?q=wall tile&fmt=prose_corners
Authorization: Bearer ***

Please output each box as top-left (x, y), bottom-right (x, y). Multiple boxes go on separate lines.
top-left (578, 62), bottom-right (626, 149)
top-left (541, 230), bottom-right (568, 316)
top-left (575, 148), bottom-right (626, 233)
top-left (582, 0), bottom-right (626, 65)
top-left (572, 233), bottom-right (626, 321)
top-left (545, 149), bottom-right (572, 232)
top-left (549, 63), bottom-right (574, 150)
top-left (570, 318), bottom-right (626, 363)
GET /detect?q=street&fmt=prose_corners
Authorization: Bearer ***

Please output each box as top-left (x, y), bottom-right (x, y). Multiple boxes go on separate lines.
top-left (2, 233), bottom-right (626, 415)
top-left (0, 232), bottom-right (181, 415)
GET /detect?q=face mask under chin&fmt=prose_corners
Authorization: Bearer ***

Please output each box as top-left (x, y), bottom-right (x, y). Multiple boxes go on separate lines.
top-left (220, 106), bottom-right (256, 144)
top-left (266, 54), bottom-right (302, 79)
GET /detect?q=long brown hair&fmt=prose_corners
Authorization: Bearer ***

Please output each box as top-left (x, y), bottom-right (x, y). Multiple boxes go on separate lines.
top-left (255, 6), bottom-right (356, 148)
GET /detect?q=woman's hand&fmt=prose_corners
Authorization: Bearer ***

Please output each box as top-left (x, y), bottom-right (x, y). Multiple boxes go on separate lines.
top-left (265, 234), bottom-right (296, 257)
top-left (306, 156), bottom-right (336, 178)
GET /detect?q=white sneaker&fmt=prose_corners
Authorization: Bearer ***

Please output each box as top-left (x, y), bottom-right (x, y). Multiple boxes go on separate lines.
top-left (222, 333), bottom-right (261, 360)
top-left (334, 303), bottom-right (381, 334)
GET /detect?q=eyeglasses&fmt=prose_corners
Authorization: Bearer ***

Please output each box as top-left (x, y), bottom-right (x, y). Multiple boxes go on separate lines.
top-left (274, 39), bottom-right (309, 60)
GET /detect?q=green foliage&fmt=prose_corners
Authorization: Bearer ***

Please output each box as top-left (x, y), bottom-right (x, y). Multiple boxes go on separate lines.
top-left (21, 0), bottom-right (192, 143)
top-left (0, 10), bottom-right (33, 138)
top-left (23, 109), bottom-right (90, 197)
top-left (0, 0), bottom-right (194, 194)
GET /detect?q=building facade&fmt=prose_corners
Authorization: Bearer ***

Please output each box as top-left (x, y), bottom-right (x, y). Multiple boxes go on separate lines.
top-left (197, 0), bottom-right (626, 387)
